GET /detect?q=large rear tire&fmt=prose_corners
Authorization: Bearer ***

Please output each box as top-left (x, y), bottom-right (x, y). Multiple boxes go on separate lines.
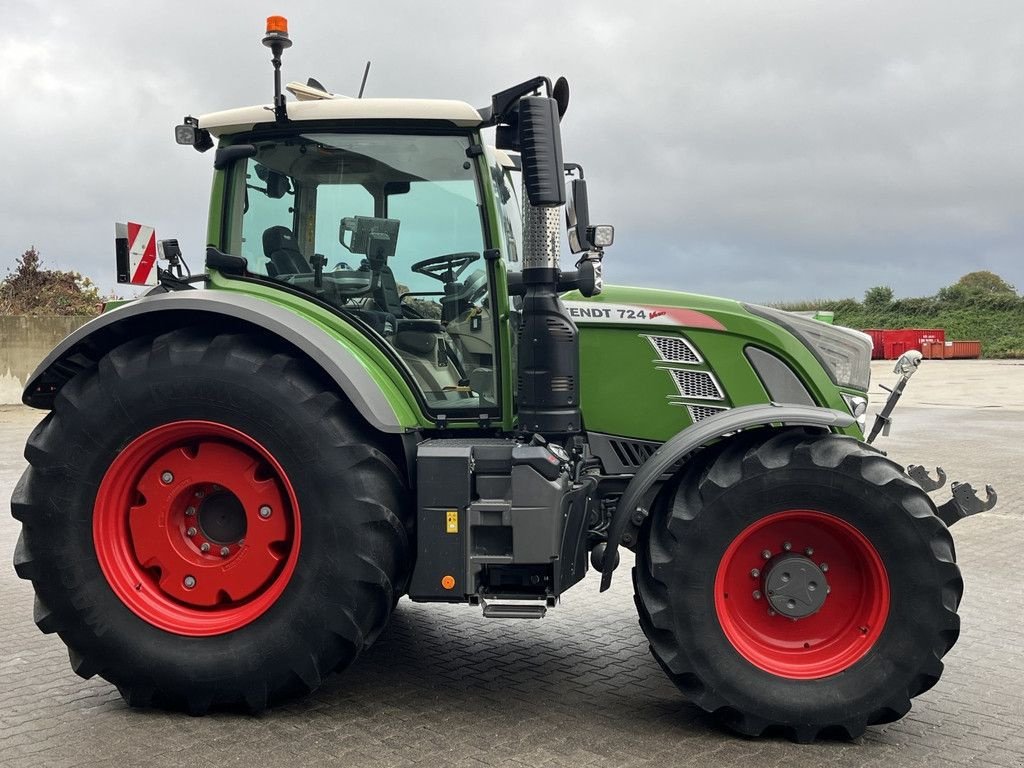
top-left (12, 328), bottom-right (411, 712)
top-left (634, 429), bottom-right (962, 742)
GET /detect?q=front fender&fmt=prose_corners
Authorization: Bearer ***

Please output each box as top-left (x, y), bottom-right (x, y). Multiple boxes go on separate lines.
top-left (598, 403), bottom-right (855, 591)
top-left (23, 291), bottom-right (419, 434)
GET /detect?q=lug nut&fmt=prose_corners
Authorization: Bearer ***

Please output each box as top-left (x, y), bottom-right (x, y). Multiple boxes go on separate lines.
top-left (186, 527), bottom-right (197, 537)
top-left (805, 547), bottom-right (814, 556)
top-left (752, 590), bottom-right (762, 600)
top-left (185, 506), bottom-right (196, 517)
top-left (761, 549), bottom-right (772, 560)
top-left (200, 543), bottom-right (210, 553)
top-left (220, 547), bottom-right (230, 557)
top-left (783, 541), bottom-right (792, 551)
top-left (194, 490), bottom-right (205, 499)
top-left (750, 568), bottom-right (760, 578)
top-left (259, 505), bottom-right (272, 519)
top-left (160, 471), bottom-right (174, 484)
top-left (183, 575), bottom-right (196, 589)
top-left (820, 563), bottom-right (829, 572)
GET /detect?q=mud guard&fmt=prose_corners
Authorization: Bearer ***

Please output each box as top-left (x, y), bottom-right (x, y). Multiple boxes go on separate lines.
top-left (22, 291), bottom-right (408, 433)
top-left (598, 403), bottom-right (855, 591)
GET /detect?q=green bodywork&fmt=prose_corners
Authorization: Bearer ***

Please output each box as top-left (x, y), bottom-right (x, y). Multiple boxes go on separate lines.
top-left (567, 286), bottom-right (864, 442)
top-left (197, 272), bottom-right (863, 442)
top-left (189, 129), bottom-right (863, 445)
top-left (207, 268), bottom-right (427, 430)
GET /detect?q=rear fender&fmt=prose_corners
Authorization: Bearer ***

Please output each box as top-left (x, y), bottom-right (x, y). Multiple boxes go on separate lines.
top-left (22, 291), bottom-right (418, 434)
top-left (598, 403), bottom-right (855, 591)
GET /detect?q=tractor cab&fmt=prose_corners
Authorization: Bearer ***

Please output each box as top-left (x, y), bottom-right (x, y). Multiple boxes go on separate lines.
top-left (224, 129), bottom-right (498, 411)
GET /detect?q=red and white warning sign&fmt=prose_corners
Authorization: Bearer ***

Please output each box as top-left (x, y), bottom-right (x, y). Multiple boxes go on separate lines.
top-left (115, 221), bottom-right (158, 286)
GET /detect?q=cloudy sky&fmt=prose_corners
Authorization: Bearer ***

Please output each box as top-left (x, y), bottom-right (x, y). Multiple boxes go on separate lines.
top-left (3, 1), bottom-right (1022, 303)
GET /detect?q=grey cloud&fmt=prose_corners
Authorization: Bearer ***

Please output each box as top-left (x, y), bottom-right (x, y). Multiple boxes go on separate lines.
top-left (2, 1), bottom-right (1021, 303)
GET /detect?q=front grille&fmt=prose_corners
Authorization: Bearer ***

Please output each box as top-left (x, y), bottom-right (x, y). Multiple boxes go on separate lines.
top-left (668, 369), bottom-right (724, 400)
top-left (646, 335), bottom-right (702, 363)
top-left (687, 405), bottom-right (728, 422)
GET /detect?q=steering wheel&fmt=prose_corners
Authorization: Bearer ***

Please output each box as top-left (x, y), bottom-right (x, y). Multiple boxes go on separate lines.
top-left (411, 252), bottom-right (480, 284)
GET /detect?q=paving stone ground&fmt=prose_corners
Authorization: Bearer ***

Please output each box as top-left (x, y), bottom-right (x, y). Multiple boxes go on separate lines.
top-left (2, 360), bottom-right (1022, 767)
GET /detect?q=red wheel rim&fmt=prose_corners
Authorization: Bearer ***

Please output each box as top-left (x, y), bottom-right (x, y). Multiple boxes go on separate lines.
top-left (93, 421), bottom-right (301, 636)
top-left (714, 509), bottom-right (889, 679)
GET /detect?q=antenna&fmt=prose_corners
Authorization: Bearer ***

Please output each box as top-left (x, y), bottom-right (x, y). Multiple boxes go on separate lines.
top-left (262, 16), bottom-right (293, 122)
top-left (358, 61), bottom-right (371, 98)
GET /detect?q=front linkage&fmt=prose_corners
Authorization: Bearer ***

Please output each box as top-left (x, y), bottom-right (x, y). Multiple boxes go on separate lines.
top-left (868, 351), bottom-right (997, 526)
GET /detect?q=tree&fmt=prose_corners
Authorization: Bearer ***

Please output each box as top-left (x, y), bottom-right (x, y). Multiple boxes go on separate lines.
top-left (938, 271), bottom-right (1017, 302)
top-left (863, 285), bottom-right (894, 309)
top-left (0, 247), bottom-right (104, 316)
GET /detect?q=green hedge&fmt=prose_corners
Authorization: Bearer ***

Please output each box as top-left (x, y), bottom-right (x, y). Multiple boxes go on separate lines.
top-left (774, 294), bottom-right (1024, 359)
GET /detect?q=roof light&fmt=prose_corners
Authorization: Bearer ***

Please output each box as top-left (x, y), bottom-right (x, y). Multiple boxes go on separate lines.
top-left (265, 16), bottom-right (288, 35)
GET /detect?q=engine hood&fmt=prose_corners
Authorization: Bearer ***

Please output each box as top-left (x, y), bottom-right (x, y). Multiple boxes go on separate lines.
top-left (563, 284), bottom-right (865, 443)
top-left (562, 285), bottom-right (743, 330)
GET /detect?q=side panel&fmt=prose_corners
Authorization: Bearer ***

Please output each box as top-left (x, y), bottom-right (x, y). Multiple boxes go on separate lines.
top-left (569, 287), bottom-right (863, 442)
top-left (23, 289), bottom-right (425, 433)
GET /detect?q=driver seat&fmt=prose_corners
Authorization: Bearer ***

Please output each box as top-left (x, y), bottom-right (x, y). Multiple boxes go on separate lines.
top-left (263, 226), bottom-right (310, 276)
top-left (361, 260), bottom-right (442, 338)
top-left (372, 264), bottom-right (404, 316)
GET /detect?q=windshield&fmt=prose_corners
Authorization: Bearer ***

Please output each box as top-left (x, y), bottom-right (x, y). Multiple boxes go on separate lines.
top-left (227, 132), bottom-right (497, 413)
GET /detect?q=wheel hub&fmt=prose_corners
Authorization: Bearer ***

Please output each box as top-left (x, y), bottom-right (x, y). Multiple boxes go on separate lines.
top-left (763, 555), bottom-right (829, 618)
top-left (713, 509), bottom-right (890, 679)
top-left (93, 421), bottom-right (301, 636)
top-left (197, 490), bottom-right (248, 544)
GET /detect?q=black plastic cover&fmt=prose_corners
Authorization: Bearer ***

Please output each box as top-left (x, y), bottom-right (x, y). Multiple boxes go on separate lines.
top-left (518, 97), bottom-right (566, 207)
top-left (516, 274), bottom-right (581, 435)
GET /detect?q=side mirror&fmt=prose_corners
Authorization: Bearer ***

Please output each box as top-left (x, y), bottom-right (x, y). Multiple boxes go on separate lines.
top-left (518, 96), bottom-right (565, 207)
top-left (566, 177), bottom-right (614, 253)
top-left (566, 178), bottom-right (591, 253)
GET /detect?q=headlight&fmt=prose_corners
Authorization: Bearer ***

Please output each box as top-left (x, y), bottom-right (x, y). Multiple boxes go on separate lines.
top-left (841, 393), bottom-right (869, 431)
top-left (744, 304), bottom-right (873, 391)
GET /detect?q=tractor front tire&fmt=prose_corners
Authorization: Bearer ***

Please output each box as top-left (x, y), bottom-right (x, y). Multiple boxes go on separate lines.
top-left (12, 328), bottom-right (410, 712)
top-left (634, 429), bottom-right (962, 742)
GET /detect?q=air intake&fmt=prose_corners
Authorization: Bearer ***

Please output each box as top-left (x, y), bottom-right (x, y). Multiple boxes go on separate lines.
top-left (686, 404), bottom-right (729, 422)
top-left (666, 369), bottom-right (724, 400)
top-left (645, 335), bottom-right (702, 364)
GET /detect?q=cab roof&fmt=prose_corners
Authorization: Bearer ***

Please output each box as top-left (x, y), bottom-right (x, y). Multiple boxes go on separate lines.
top-left (198, 98), bottom-right (484, 136)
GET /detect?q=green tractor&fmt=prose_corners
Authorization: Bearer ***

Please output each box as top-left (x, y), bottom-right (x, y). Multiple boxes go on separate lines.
top-left (12, 18), bottom-right (997, 741)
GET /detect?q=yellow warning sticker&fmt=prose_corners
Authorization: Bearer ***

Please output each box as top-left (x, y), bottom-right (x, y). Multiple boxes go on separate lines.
top-left (446, 510), bottom-right (459, 534)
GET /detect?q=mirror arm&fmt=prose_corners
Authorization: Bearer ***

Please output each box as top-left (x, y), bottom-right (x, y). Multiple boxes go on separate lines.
top-left (557, 252), bottom-right (604, 297)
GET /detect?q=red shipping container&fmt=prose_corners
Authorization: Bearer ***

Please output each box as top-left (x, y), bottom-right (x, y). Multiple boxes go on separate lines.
top-left (944, 341), bottom-right (981, 359)
top-left (921, 341), bottom-right (946, 359)
top-left (917, 329), bottom-right (946, 345)
top-left (863, 329), bottom-right (886, 359)
top-left (869, 329), bottom-right (948, 359)
top-left (884, 340), bottom-right (909, 360)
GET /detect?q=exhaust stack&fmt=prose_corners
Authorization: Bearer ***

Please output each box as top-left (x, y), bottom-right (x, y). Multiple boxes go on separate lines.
top-left (515, 95), bottom-right (580, 436)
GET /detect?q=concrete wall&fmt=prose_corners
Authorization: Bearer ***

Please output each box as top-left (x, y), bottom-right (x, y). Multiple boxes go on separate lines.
top-left (0, 316), bottom-right (92, 405)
